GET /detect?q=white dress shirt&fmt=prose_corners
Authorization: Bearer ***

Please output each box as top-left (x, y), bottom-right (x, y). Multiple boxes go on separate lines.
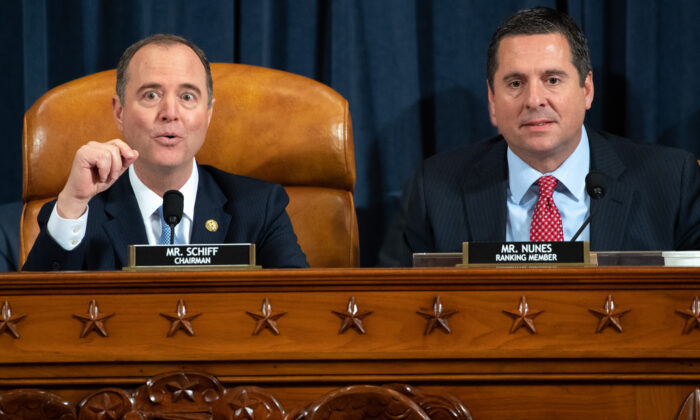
top-left (505, 126), bottom-right (591, 242)
top-left (47, 159), bottom-right (199, 250)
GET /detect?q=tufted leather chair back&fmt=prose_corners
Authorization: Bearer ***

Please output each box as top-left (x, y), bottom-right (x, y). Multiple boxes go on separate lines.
top-left (21, 63), bottom-right (358, 268)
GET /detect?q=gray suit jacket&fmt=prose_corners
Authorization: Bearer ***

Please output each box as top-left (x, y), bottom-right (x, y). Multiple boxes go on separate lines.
top-left (379, 127), bottom-right (700, 267)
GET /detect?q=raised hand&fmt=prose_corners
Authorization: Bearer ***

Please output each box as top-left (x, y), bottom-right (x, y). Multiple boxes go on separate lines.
top-left (56, 139), bottom-right (139, 219)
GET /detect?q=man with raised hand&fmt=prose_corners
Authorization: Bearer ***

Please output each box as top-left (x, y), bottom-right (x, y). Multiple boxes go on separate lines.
top-left (24, 34), bottom-right (308, 270)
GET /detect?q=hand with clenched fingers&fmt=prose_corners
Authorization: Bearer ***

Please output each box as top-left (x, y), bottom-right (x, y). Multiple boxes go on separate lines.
top-left (56, 139), bottom-right (139, 219)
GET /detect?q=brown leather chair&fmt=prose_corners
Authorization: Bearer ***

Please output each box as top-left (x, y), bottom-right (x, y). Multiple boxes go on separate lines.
top-left (20, 63), bottom-right (358, 268)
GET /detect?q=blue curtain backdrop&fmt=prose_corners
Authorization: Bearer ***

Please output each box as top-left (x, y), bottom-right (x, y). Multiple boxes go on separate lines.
top-left (1, 0), bottom-right (699, 266)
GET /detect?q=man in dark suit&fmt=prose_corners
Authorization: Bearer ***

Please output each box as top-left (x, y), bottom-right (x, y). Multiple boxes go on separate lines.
top-left (379, 7), bottom-right (700, 267)
top-left (23, 34), bottom-right (308, 270)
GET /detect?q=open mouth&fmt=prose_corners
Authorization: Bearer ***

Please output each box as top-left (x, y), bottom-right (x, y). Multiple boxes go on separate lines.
top-left (154, 134), bottom-right (181, 145)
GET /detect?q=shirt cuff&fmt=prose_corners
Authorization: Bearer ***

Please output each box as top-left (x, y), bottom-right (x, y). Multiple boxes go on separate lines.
top-left (47, 204), bottom-right (88, 250)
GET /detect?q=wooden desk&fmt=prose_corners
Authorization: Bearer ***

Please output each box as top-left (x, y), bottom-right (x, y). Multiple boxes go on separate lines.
top-left (1, 267), bottom-right (700, 419)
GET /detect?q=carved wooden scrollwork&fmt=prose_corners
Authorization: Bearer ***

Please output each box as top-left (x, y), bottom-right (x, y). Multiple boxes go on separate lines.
top-left (77, 388), bottom-right (132, 420)
top-left (130, 371), bottom-right (224, 419)
top-left (385, 383), bottom-right (473, 420)
top-left (290, 384), bottom-right (431, 420)
top-left (0, 389), bottom-right (76, 419)
top-left (1, 371), bottom-right (471, 420)
top-left (677, 388), bottom-right (700, 420)
top-left (213, 386), bottom-right (287, 420)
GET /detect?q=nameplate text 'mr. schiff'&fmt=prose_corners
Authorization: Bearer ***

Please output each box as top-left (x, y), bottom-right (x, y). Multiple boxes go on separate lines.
top-left (126, 244), bottom-right (258, 270)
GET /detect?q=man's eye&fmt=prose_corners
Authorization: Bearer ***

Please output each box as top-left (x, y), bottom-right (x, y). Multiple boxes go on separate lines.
top-left (547, 77), bottom-right (560, 85)
top-left (182, 93), bottom-right (195, 101)
top-left (144, 91), bottom-right (159, 100)
top-left (509, 80), bottom-right (522, 88)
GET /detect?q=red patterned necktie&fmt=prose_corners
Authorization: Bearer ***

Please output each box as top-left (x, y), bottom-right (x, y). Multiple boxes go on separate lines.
top-left (529, 175), bottom-right (564, 241)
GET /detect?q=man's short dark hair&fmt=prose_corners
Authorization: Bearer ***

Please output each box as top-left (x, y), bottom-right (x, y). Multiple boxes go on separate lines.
top-left (116, 34), bottom-right (213, 107)
top-left (486, 7), bottom-right (592, 90)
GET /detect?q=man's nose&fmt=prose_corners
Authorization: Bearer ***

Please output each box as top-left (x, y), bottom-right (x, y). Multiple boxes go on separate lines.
top-left (524, 82), bottom-right (547, 108)
top-left (158, 94), bottom-right (179, 121)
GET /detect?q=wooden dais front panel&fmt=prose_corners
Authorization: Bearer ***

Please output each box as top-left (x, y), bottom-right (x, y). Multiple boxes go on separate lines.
top-left (1, 267), bottom-right (700, 419)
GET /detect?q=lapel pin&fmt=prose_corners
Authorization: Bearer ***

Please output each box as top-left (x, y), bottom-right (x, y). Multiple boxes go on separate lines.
top-left (205, 219), bottom-right (218, 232)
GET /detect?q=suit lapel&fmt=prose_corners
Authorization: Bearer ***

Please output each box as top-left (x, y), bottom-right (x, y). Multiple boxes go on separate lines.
top-left (191, 167), bottom-right (232, 244)
top-left (460, 139), bottom-right (508, 242)
top-left (588, 128), bottom-right (634, 251)
top-left (104, 175), bottom-right (148, 267)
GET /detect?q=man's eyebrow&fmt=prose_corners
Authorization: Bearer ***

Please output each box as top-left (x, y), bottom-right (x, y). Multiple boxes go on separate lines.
top-left (502, 72), bottom-right (526, 82)
top-left (135, 83), bottom-right (203, 95)
top-left (501, 69), bottom-right (569, 82)
top-left (180, 83), bottom-right (202, 95)
top-left (137, 83), bottom-right (163, 93)
top-left (542, 69), bottom-right (569, 77)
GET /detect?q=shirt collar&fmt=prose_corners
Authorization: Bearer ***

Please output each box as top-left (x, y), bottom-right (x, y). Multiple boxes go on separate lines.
top-left (129, 158), bottom-right (199, 222)
top-left (507, 125), bottom-right (590, 204)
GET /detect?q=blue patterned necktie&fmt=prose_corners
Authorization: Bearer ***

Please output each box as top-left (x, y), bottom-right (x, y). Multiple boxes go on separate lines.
top-left (157, 206), bottom-right (173, 245)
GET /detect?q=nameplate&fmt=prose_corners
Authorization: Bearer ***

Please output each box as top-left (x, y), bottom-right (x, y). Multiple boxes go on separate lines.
top-left (126, 244), bottom-right (259, 270)
top-left (459, 241), bottom-right (590, 267)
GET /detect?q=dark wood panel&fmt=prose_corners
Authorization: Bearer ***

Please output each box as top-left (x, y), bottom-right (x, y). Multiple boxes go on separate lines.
top-left (2, 267), bottom-right (700, 419)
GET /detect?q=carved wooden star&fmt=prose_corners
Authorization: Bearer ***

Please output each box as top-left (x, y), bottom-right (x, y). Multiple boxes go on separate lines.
top-left (503, 296), bottom-right (543, 334)
top-left (87, 392), bottom-right (124, 420)
top-left (246, 298), bottom-right (286, 335)
top-left (0, 301), bottom-right (27, 338)
top-left (165, 374), bottom-right (200, 402)
top-left (0, 300), bottom-right (26, 339)
top-left (73, 299), bottom-right (114, 338)
top-left (227, 389), bottom-right (261, 419)
top-left (160, 299), bottom-right (201, 337)
top-left (416, 296), bottom-right (458, 335)
top-left (589, 295), bottom-right (630, 333)
top-left (332, 296), bottom-right (373, 334)
top-left (676, 296), bottom-right (700, 334)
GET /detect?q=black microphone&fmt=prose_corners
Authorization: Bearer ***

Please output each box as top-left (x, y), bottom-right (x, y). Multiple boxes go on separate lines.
top-left (162, 190), bottom-right (184, 245)
top-left (570, 171), bottom-right (607, 242)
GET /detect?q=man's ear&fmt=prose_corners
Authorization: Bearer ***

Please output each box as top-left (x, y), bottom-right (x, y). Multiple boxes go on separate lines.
top-left (206, 97), bottom-right (216, 126)
top-left (112, 95), bottom-right (124, 132)
top-left (487, 81), bottom-right (498, 127)
top-left (583, 71), bottom-right (594, 110)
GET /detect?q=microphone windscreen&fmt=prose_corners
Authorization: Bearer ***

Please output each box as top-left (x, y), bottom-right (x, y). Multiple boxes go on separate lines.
top-left (162, 190), bottom-right (184, 225)
top-left (585, 171), bottom-right (607, 200)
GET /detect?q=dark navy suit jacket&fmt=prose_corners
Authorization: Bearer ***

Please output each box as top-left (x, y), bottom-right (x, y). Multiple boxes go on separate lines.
top-left (23, 165), bottom-right (308, 270)
top-left (379, 127), bottom-right (700, 267)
